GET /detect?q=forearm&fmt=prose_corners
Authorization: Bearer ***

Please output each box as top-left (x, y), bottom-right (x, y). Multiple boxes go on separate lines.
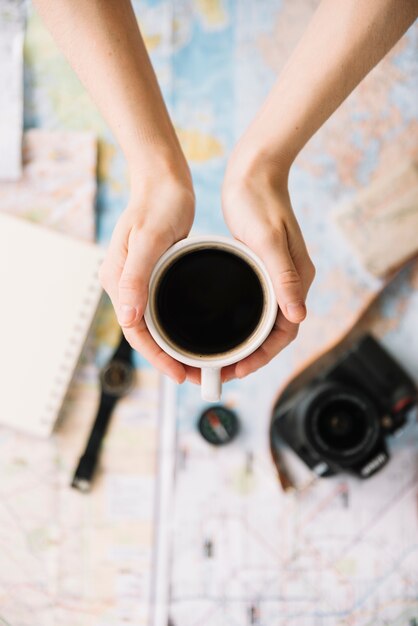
top-left (232, 0), bottom-right (418, 174)
top-left (33, 0), bottom-right (190, 186)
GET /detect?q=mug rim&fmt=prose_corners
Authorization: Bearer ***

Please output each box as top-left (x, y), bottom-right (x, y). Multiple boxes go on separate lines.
top-left (144, 235), bottom-right (278, 368)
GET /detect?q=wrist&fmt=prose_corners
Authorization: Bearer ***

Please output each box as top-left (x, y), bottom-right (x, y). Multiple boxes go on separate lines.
top-left (128, 144), bottom-right (193, 196)
top-left (224, 137), bottom-right (292, 194)
top-left (127, 159), bottom-right (195, 226)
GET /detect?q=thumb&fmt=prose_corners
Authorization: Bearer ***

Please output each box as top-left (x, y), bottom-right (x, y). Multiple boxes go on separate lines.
top-left (117, 229), bottom-right (170, 328)
top-left (251, 229), bottom-right (306, 324)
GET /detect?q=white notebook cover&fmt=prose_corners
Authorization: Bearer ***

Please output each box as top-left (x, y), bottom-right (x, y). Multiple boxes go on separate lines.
top-left (0, 213), bottom-right (104, 437)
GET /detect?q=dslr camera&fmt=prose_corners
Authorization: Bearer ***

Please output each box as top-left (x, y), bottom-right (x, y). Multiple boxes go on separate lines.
top-left (271, 335), bottom-right (417, 479)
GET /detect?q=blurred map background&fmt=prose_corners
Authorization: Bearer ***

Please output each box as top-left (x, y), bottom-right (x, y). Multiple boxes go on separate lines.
top-left (1, 1), bottom-right (417, 625)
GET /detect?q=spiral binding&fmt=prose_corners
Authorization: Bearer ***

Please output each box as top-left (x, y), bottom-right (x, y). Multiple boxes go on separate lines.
top-left (39, 257), bottom-right (103, 429)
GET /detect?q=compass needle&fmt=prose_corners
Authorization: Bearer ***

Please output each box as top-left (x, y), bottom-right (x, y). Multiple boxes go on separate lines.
top-left (198, 405), bottom-right (240, 446)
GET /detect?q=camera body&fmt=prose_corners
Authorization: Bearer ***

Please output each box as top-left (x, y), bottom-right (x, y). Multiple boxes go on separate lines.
top-left (271, 335), bottom-right (417, 479)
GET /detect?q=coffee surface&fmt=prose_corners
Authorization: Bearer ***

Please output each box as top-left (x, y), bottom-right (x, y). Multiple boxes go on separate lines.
top-left (155, 248), bottom-right (264, 355)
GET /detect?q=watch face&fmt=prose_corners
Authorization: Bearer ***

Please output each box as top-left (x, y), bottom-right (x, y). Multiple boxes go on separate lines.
top-left (100, 360), bottom-right (135, 396)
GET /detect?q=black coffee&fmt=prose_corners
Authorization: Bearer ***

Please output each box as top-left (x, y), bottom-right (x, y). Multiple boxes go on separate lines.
top-left (155, 248), bottom-right (264, 355)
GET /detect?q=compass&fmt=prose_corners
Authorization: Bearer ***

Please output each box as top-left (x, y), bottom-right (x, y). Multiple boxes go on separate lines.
top-left (198, 405), bottom-right (240, 446)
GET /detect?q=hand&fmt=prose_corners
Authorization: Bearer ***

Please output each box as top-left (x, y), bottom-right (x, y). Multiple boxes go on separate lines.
top-left (220, 153), bottom-right (315, 382)
top-left (99, 172), bottom-right (196, 383)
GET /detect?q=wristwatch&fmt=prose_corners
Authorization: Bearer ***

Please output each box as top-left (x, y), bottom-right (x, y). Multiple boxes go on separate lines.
top-left (71, 333), bottom-right (135, 492)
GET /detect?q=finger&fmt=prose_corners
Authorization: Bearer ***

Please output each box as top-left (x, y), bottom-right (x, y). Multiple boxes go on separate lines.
top-left (250, 229), bottom-right (307, 324)
top-left (123, 319), bottom-right (187, 383)
top-left (118, 228), bottom-right (172, 328)
top-left (99, 264), bottom-right (123, 327)
top-left (233, 314), bottom-right (298, 379)
top-left (184, 365), bottom-right (201, 384)
top-left (289, 232), bottom-right (316, 296)
top-left (108, 280), bottom-right (188, 384)
top-left (99, 225), bottom-right (186, 383)
top-left (98, 214), bottom-right (133, 307)
top-left (222, 364), bottom-right (236, 383)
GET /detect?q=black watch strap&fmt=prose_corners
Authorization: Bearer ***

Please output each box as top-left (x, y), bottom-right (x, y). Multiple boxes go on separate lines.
top-left (112, 332), bottom-right (134, 365)
top-left (71, 332), bottom-right (134, 492)
top-left (71, 391), bottom-right (118, 491)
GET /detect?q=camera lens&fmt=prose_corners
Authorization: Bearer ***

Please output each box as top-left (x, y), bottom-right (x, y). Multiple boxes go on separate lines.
top-left (304, 383), bottom-right (379, 460)
top-left (316, 399), bottom-right (369, 451)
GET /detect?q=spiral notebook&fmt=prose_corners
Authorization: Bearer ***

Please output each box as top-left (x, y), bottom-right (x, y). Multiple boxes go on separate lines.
top-left (0, 213), bottom-right (104, 437)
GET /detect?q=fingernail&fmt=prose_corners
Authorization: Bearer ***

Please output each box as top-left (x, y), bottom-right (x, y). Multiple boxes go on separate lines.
top-left (286, 302), bottom-right (306, 321)
top-left (118, 304), bottom-right (137, 326)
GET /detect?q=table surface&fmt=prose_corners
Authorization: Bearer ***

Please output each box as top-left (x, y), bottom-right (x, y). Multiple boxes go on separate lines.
top-left (14, 1), bottom-right (418, 625)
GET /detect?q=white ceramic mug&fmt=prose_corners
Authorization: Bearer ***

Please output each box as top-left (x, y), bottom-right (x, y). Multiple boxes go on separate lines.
top-left (144, 235), bottom-right (278, 401)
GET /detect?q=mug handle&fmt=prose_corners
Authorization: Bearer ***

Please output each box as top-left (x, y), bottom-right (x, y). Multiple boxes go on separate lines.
top-left (201, 367), bottom-right (221, 402)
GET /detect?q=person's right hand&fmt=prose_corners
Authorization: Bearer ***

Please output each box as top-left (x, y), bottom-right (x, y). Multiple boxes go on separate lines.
top-left (219, 148), bottom-right (316, 383)
top-left (99, 173), bottom-right (195, 383)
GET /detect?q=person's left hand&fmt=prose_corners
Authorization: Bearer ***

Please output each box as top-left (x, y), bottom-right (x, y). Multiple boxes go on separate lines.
top-left (218, 152), bottom-right (315, 383)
